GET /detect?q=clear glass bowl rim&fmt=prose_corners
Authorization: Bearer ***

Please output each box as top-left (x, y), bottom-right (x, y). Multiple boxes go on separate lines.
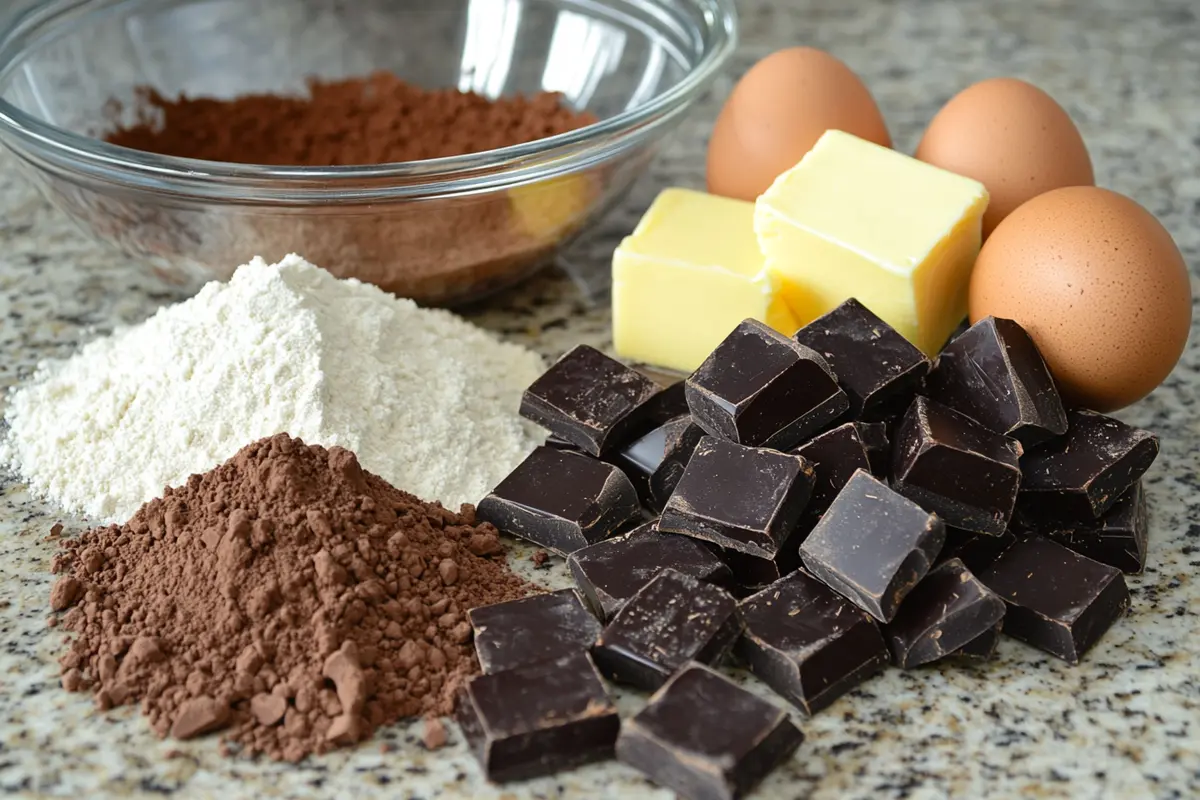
top-left (0, 0), bottom-right (737, 202)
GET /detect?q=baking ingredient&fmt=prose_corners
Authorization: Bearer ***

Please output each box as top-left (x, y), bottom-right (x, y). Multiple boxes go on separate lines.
top-left (566, 523), bottom-right (732, 621)
top-left (882, 558), bottom-right (1006, 669)
top-left (48, 433), bottom-right (530, 761)
top-left (106, 74), bottom-right (596, 165)
top-left (968, 186), bottom-right (1192, 411)
top-left (891, 396), bottom-right (1024, 536)
top-left (456, 651), bottom-right (620, 782)
top-left (925, 316), bottom-right (1068, 448)
top-left (520, 344), bottom-right (662, 457)
top-left (658, 436), bottom-right (815, 560)
top-left (755, 130), bottom-right (990, 355)
top-left (736, 569), bottom-right (889, 716)
top-left (467, 589), bottom-right (602, 674)
top-left (101, 73), bottom-right (599, 304)
top-left (792, 298), bottom-right (931, 421)
top-left (1014, 409), bottom-right (1159, 525)
top-left (1025, 482), bottom-right (1147, 575)
top-left (611, 188), bottom-right (801, 373)
top-left (916, 78), bottom-right (1094, 238)
top-left (615, 664), bottom-right (805, 800)
top-left (707, 47), bottom-right (891, 202)
top-left (591, 568), bottom-right (742, 690)
top-left (798, 469), bottom-right (946, 623)
top-left (474, 446), bottom-right (642, 556)
top-left (1, 254), bottom-right (544, 522)
top-left (686, 319), bottom-right (848, 449)
top-left (980, 537), bottom-right (1130, 665)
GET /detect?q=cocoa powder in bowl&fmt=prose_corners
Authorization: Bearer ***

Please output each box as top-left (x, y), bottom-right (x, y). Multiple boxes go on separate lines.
top-left (98, 72), bottom-right (602, 303)
top-left (49, 433), bottom-right (531, 762)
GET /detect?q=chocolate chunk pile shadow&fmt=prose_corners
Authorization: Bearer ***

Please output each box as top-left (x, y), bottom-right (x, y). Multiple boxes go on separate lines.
top-left (467, 304), bottom-right (1160, 796)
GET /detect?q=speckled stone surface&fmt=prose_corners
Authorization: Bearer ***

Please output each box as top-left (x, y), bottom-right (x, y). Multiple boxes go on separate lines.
top-left (2, 0), bottom-right (1199, 798)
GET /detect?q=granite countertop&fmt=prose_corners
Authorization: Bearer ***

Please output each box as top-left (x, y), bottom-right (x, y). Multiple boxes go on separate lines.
top-left (2, 0), bottom-right (1199, 798)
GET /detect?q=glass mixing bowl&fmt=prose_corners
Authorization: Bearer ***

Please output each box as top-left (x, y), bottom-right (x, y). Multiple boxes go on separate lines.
top-left (0, 0), bottom-right (735, 304)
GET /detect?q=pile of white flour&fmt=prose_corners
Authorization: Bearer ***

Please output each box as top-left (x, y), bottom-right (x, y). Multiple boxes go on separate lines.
top-left (1, 254), bottom-right (546, 522)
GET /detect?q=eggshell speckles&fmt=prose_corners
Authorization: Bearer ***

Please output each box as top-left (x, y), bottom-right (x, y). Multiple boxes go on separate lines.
top-left (969, 186), bottom-right (1192, 412)
top-left (707, 47), bottom-right (891, 202)
top-left (916, 78), bottom-right (1094, 238)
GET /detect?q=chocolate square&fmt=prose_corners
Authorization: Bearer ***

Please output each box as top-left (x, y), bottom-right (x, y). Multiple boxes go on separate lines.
top-left (793, 298), bottom-right (930, 421)
top-left (685, 319), bottom-right (848, 449)
top-left (567, 523), bottom-right (732, 620)
top-left (521, 345), bottom-right (661, 455)
top-left (736, 569), bottom-right (889, 715)
top-left (799, 469), bottom-right (945, 623)
top-left (926, 316), bottom-right (1067, 447)
top-left (892, 396), bottom-right (1023, 535)
top-left (468, 589), bottom-right (602, 674)
top-left (456, 652), bottom-right (619, 782)
top-left (1017, 410), bottom-right (1158, 525)
top-left (1023, 482), bottom-right (1148, 574)
top-left (659, 436), bottom-right (815, 559)
top-left (883, 558), bottom-right (1006, 668)
top-left (591, 568), bottom-right (742, 690)
top-left (615, 664), bottom-right (804, 800)
top-left (475, 446), bottom-right (640, 555)
top-left (981, 537), bottom-right (1130, 664)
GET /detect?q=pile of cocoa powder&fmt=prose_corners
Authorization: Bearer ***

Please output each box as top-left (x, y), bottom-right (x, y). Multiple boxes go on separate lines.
top-left (49, 433), bottom-right (530, 762)
top-left (92, 71), bottom-right (602, 303)
top-left (107, 72), bottom-right (598, 165)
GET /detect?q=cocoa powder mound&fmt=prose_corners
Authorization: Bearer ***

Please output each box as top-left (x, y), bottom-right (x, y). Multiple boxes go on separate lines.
top-left (105, 72), bottom-right (598, 166)
top-left (49, 433), bottom-right (530, 762)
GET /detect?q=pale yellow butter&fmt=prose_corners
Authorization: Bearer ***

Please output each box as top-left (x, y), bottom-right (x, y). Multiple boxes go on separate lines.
top-left (613, 188), bottom-right (800, 373)
top-left (755, 129), bottom-right (989, 355)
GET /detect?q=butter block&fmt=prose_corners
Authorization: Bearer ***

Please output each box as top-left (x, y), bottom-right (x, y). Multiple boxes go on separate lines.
top-left (755, 130), bottom-right (989, 355)
top-left (613, 188), bottom-right (800, 373)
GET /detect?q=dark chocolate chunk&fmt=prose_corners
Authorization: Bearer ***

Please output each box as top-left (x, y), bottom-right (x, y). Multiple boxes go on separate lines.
top-left (567, 523), bottom-right (732, 620)
top-left (615, 663), bottom-right (804, 800)
top-left (659, 436), bottom-right (815, 559)
top-left (892, 396), bottom-right (1023, 535)
top-left (685, 318), bottom-right (849, 449)
top-left (1016, 410), bottom-right (1159, 524)
top-left (521, 345), bottom-right (661, 455)
top-left (611, 415), bottom-right (705, 512)
top-left (1023, 482), bottom-right (1148, 574)
top-left (792, 421), bottom-right (877, 536)
top-left (591, 569), bottom-right (742, 690)
top-left (456, 651), bottom-right (620, 782)
top-left (948, 622), bottom-right (1002, 663)
top-left (937, 527), bottom-right (1019, 575)
top-left (793, 298), bottom-right (931, 421)
top-left (926, 316), bottom-right (1067, 447)
top-left (736, 569), bottom-right (889, 715)
top-left (468, 589), bottom-right (602, 674)
top-left (981, 537), bottom-right (1130, 664)
top-left (799, 469), bottom-right (945, 623)
top-left (883, 558), bottom-right (1006, 669)
top-left (476, 446), bottom-right (640, 555)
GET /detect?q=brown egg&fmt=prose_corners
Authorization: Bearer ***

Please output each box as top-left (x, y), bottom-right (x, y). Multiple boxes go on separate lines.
top-left (706, 47), bottom-right (891, 202)
top-left (969, 187), bottom-right (1192, 412)
top-left (916, 78), bottom-right (1094, 238)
